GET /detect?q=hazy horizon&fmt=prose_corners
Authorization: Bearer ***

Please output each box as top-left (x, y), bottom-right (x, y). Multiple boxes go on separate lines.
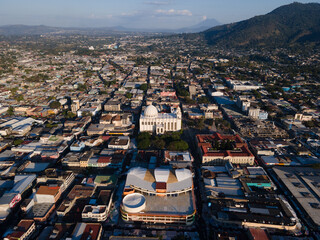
top-left (1, 0), bottom-right (319, 30)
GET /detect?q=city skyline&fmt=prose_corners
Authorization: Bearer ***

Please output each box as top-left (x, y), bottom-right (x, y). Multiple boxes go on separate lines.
top-left (1, 0), bottom-right (319, 29)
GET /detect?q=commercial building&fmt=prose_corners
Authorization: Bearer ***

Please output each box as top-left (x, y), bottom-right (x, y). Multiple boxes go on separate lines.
top-left (121, 167), bottom-right (196, 225)
top-left (273, 167), bottom-right (320, 230)
top-left (226, 79), bottom-right (261, 91)
top-left (0, 174), bottom-right (36, 221)
top-left (202, 164), bottom-right (301, 233)
top-left (0, 117), bottom-right (42, 137)
top-left (139, 105), bottom-right (182, 134)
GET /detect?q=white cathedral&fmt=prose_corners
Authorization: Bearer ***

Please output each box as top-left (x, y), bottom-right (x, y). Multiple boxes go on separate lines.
top-left (139, 104), bottom-right (182, 134)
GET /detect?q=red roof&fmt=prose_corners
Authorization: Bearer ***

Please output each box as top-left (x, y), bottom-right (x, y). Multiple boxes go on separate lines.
top-left (101, 136), bottom-right (111, 141)
top-left (98, 156), bottom-right (112, 163)
top-left (156, 182), bottom-right (167, 190)
top-left (249, 228), bottom-right (270, 240)
top-left (197, 133), bottom-right (254, 158)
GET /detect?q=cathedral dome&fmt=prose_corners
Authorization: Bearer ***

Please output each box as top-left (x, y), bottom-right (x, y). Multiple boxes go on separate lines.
top-left (144, 105), bottom-right (158, 118)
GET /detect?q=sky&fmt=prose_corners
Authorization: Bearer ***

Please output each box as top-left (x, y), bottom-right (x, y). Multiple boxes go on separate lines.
top-left (0, 0), bottom-right (319, 29)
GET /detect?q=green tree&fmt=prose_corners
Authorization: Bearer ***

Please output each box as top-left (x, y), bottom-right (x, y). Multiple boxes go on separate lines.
top-left (137, 132), bottom-right (152, 149)
top-left (125, 92), bottom-right (133, 99)
top-left (198, 96), bottom-right (210, 104)
top-left (14, 95), bottom-right (24, 102)
top-left (10, 87), bottom-right (18, 94)
top-left (137, 132), bottom-right (151, 141)
top-left (49, 101), bottom-right (61, 109)
top-left (67, 111), bottom-right (77, 119)
top-left (151, 137), bottom-right (166, 149)
top-left (139, 84), bottom-right (148, 91)
top-left (196, 118), bottom-right (205, 129)
top-left (252, 89), bottom-right (261, 99)
top-left (13, 139), bottom-right (24, 146)
top-left (168, 140), bottom-right (189, 151)
top-left (303, 121), bottom-right (316, 128)
top-left (138, 139), bottom-right (151, 149)
top-left (77, 83), bottom-right (87, 91)
top-left (7, 106), bottom-right (14, 116)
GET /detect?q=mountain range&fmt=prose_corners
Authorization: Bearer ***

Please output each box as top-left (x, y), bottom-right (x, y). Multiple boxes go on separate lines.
top-left (202, 2), bottom-right (320, 48)
top-left (0, 18), bottom-right (220, 36)
top-left (1, 2), bottom-right (320, 49)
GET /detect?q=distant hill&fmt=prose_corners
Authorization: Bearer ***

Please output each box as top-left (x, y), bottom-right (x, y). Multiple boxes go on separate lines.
top-left (175, 18), bottom-right (221, 33)
top-left (0, 25), bottom-right (127, 36)
top-left (203, 2), bottom-right (320, 48)
top-left (0, 18), bottom-right (220, 36)
top-left (0, 25), bottom-right (62, 35)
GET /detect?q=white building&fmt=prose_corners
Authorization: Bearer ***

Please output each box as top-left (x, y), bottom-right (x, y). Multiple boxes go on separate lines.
top-left (248, 107), bottom-right (260, 119)
top-left (82, 205), bottom-right (108, 222)
top-left (139, 105), bottom-right (182, 134)
top-left (226, 79), bottom-right (261, 91)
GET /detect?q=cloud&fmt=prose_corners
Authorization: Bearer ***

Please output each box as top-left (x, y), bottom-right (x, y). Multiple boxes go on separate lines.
top-left (144, 1), bottom-right (169, 5)
top-left (202, 15), bottom-right (207, 21)
top-left (88, 14), bottom-right (112, 20)
top-left (120, 11), bottom-right (139, 17)
top-left (155, 9), bottom-right (192, 16)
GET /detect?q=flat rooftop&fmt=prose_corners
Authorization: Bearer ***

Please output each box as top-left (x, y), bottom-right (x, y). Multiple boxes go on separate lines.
top-left (28, 203), bottom-right (54, 218)
top-left (23, 162), bottom-right (50, 173)
top-left (141, 190), bottom-right (195, 215)
top-left (273, 167), bottom-right (320, 227)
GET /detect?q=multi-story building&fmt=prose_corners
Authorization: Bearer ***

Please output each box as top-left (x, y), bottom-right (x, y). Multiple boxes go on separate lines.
top-left (121, 167), bottom-right (196, 225)
top-left (56, 185), bottom-right (94, 217)
top-left (196, 133), bottom-right (255, 165)
top-left (4, 219), bottom-right (36, 240)
top-left (82, 205), bottom-right (108, 222)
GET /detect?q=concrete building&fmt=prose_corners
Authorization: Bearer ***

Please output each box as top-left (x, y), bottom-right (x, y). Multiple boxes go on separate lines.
top-left (273, 167), bottom-right (320, 230)
top-left (189, 85), bottom-right (196, 99)
top-left (139, 105), bottom-right (181, 134)
top-left (35, 186), bottom-right (61, 203)
top-left (108, 136), bottom-right (130, 150)
top-left (121, 167), bottom-right (196, 225)
top-left (248, 107), bottom-right (260, 119)
top-left (82, 205), bottom-right (108, 222)
top-left (196, 133), bottom-right (255, 165)
top-left (226, 79), bottom-right (261, 91)
top-left (4, 219), bottom-right (36, 240)
top-left (164, 151), bottom-right (193, 168)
